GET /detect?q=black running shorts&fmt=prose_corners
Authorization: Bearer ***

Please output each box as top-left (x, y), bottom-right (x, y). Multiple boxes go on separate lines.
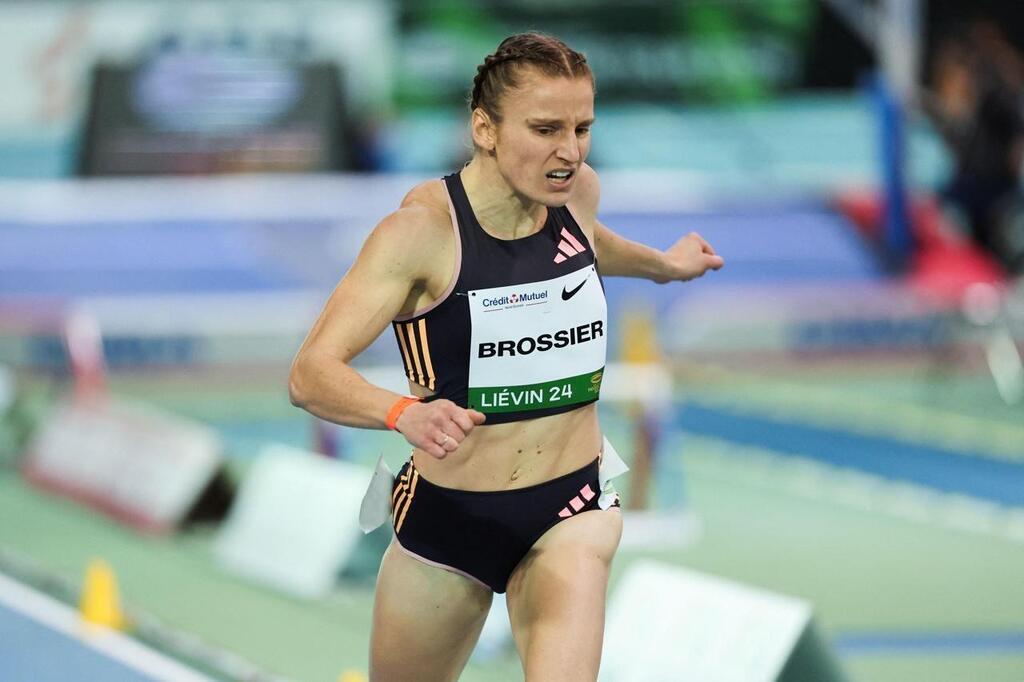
top-left (391, 456), bottom-right (618, 593)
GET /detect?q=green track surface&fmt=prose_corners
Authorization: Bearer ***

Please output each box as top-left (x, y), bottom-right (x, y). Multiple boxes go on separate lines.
top-left (3, 367), bottom-right (1023, 681)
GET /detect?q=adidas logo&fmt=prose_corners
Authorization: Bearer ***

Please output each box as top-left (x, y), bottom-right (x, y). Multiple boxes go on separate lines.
top-left (553, 227), bottom-right (587, 263)
top-left (557, 483), bottom-right (597, 518)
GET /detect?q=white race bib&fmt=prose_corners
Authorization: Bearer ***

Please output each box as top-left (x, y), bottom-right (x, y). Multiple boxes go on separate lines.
top-left (467, 265), bottom-right (606, 414)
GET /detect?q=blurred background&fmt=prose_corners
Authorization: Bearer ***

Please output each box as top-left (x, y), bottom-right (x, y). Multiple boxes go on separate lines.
top-left (1, 0), bottom-right (1023, 681)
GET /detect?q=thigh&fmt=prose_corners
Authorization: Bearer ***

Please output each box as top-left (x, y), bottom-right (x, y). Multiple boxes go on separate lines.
top-left (370, 541), bottom-right (493, 682)
top-left (505, 508), bottom-right (623, 682)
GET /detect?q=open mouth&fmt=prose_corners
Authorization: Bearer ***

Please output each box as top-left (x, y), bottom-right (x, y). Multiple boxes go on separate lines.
top-left (545, 169), bottom-right (574, 183)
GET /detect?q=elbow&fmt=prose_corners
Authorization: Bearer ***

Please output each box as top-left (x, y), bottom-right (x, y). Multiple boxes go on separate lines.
top-left (288, 380), bottom-right (306, 409)
top-left (288, 361), bottom-right (309, 409)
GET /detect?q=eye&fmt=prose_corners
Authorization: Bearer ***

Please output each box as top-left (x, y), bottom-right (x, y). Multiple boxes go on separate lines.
top-left (536, 127), bottom-right (556, 136)
top-left (576, 126), bottom-right (591, 136)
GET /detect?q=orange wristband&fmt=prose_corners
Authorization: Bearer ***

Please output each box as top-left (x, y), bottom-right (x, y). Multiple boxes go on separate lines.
top-left (386, 395), bottom-right (421, 431)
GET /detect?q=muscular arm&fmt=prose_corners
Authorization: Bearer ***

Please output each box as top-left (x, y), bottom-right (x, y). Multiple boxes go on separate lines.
top-left (289, 201), bottom-right (484, 457)
top-left (569, 164), bottom-right (724, 283)
top-left (289, 207), bottom-right (430, 428)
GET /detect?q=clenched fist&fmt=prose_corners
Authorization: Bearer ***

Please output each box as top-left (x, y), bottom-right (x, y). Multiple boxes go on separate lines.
top-left (395, 399), bottom-right (487, 458)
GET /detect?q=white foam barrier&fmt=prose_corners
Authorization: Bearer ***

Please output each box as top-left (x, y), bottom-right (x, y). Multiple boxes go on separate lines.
top-left (601, 560), bottom-right (846, 682)
top-left (214, 444), bottom-right (382, 598)
top-left (22, 396), bottom-right (225, 533)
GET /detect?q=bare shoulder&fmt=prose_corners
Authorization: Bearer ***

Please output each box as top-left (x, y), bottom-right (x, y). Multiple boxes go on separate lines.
top-left (401, 178), bottom-right (451, 214)
top-left (359, 179), bottom-right (454, 284)
top-left (368, 181), bottom-right (451, 254)
top-left (568, 163), bottom-right (601, 223)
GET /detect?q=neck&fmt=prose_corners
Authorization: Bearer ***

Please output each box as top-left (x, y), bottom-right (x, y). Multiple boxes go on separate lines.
top-left (460, 156), bottom-right (546, 239)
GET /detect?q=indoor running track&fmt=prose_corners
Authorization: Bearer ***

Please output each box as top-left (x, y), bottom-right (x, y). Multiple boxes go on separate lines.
top-left (0, 572), bottom-right (210, 682)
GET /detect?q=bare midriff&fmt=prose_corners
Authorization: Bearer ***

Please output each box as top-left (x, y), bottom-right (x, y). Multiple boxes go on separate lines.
top-left (409, 399), bottom-right (601, 491)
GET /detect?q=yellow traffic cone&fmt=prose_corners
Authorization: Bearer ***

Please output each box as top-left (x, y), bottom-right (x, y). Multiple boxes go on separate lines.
top-left (79, 558), bottom-right (126, 630)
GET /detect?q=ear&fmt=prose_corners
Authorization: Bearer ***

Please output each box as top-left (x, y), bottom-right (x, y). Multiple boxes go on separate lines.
top-left (470, 107), bottom-right (497, 153)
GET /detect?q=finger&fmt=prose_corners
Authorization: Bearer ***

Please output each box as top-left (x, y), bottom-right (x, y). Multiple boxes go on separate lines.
top-left (450, 410), bottom-right (476, 433)
top-left (443, 423), bottom-right (467, 443)
top-left (439, 432), bottom-right (459, 452)
top-left (695, 233), bottom-right (716, 255)
top-left (423, 440), bottom-right (447, 459)
top-left (433, 427), bottom-right (456, 445)
top-left (430, 417), bottom-right (464, 443)
top-left (467, 409), bottom-right (487, 424)
top-left (706, 254), bottom-right (725, 270)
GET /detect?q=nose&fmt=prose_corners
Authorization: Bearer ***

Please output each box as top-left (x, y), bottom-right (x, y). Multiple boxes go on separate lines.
top-left (556, 131), bottom-right (581, 164)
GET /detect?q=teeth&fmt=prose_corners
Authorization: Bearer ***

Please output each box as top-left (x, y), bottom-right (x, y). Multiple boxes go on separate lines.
top-left (548, 171), bottom-right (571, 179)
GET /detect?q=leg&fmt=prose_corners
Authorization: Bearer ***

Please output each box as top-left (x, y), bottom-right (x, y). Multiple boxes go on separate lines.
top-left (505, 508), bottom-right (623, 682)
top-left (370, 541), bottom-right (493, 682)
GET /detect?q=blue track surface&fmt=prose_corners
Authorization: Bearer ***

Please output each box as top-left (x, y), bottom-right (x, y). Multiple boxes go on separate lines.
top-left (676, 402), bottom-right (1024, 506)
top-left (0, 603), bottom-right (157, 682)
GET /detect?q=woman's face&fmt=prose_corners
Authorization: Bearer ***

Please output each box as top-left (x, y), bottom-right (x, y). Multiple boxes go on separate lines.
top-left (489, 69), bottom-right (595, 207)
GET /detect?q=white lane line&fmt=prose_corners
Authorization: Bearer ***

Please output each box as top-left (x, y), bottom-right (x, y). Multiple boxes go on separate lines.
top-left (0, 572), bottom-right (213, 682)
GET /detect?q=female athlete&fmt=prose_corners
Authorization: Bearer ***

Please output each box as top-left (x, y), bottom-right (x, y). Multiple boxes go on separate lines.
top-left (289, 32), bottom-right (723, 682)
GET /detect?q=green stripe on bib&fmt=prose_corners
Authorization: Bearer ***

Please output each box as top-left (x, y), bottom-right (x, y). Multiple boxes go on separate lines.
top-left (469, 368), bottom-right (605, 414)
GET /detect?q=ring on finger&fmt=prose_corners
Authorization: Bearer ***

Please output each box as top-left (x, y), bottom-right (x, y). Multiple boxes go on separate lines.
top-left (438, 433), bottom-right (451, 446)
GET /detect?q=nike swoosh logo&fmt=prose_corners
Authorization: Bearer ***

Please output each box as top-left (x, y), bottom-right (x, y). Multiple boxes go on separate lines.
top-left (561, 278), bottom-right (587, 301)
